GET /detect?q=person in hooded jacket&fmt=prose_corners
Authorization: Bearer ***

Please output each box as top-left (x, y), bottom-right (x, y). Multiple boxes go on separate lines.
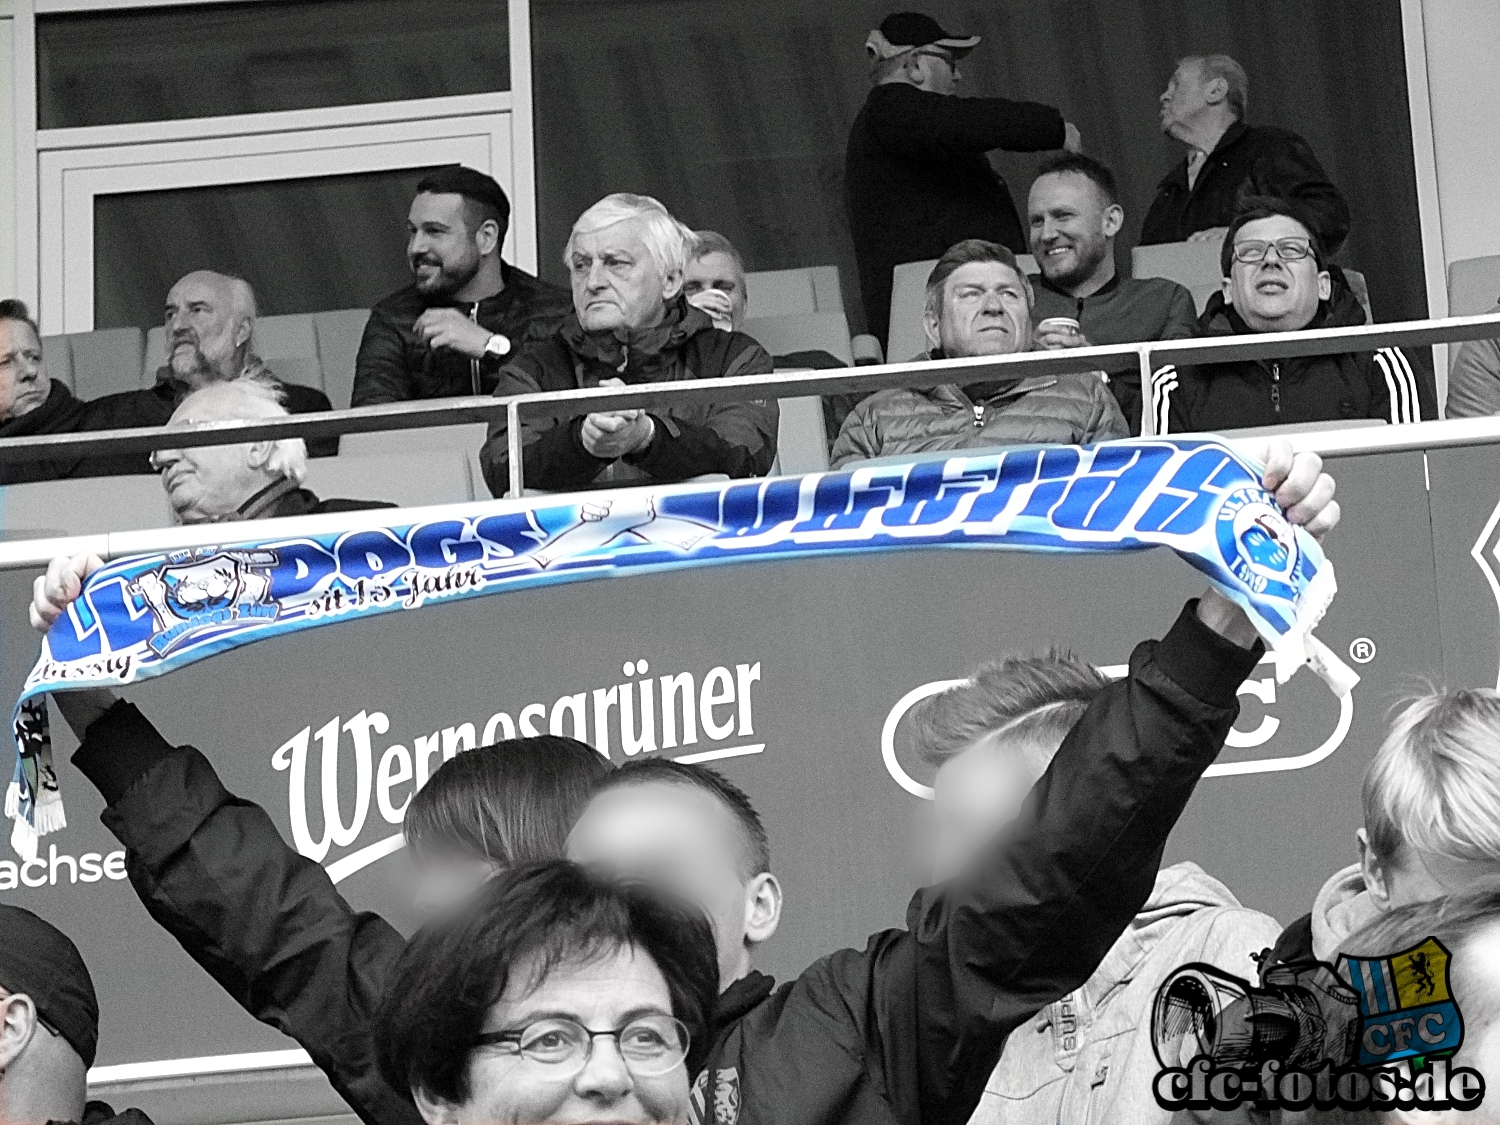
top-left (1150, 199), bottom-right (1435, 436)
top-left (478, 194), bottom-right (776, 496)
top-left (0, 905), bottom-right (154, 1125)
top-left (831, 239), bottom-right (1127, 469)
top-left (905, 653), bottom-right (1281, 1125)
top-left (1263, 688), bottom-right (1500, 978)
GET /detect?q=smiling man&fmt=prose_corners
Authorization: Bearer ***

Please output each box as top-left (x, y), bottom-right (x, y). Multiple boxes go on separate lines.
top-left (1025, 154), bottom-right (1197, 434)
top-left (830, 239), bottom-right (1126, 468)
top-left (1151, 198), bottom-right (1434, 434)
top-left (479, 194), bottom-right (777, 495)
top-left (353, 166), bottom-right (572, 408)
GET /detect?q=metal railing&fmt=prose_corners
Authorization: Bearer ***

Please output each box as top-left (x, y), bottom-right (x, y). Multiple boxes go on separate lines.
top-left (1, 310), bottom-right (1499, 573)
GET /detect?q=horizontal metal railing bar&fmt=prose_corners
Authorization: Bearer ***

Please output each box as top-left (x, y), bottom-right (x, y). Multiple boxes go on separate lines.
top-left (2, 312), bottom-right (1498, 466)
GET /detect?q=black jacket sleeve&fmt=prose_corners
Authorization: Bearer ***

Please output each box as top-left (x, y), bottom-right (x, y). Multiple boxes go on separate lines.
top-left (72, 702), bottom-right (420, 1125)
top-left (883, 601), bottom-right (1261, 1123)
top-left (1248, 133), bottom-right (1352, 255)
top-left (867, 87), bottom-right (1066, 158)
top-left (628, 341), bottom-right (779, 481)
top-left (352, 309), bottom-right (412, 408)
top-left (1367, 346), bottom-right (1436, 424)
top-left (479, 345), bottom-right (607, 496)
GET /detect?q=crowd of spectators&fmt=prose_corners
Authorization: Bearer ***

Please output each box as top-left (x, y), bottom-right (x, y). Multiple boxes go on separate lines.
top-left (0, 10), bottom-right (1476, 516)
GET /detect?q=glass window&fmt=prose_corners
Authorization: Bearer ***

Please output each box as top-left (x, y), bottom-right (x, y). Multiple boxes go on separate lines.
top-left (38, 0), bottom-right (510, 130)
top-left (93, 166), bottom-right (443, 330)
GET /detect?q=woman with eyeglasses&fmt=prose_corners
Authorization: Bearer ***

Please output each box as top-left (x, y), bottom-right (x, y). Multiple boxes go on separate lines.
top-left (375, 860), bottom-right (718, 1125)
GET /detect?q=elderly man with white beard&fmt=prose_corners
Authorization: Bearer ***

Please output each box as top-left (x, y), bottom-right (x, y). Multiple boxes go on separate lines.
top-left (478, 194), bottom-right (777, 495)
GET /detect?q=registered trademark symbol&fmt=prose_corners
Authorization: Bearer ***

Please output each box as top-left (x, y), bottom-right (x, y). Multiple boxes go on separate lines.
top-left (1349, 638), bottom-right (1377, 664)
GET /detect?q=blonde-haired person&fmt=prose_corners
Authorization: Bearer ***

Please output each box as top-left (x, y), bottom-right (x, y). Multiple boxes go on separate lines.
top-left (1262, 689), bottom-right (1500, 976)
top-left (152, 373), bottom-right (392, 523)
top-left (479, 193), bottom-right (777, 495)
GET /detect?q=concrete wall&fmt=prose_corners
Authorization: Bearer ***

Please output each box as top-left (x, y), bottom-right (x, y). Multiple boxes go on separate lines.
top-left (0, 12), bottom-right (16, 303)
top-left (1419, 0), bottom-right (1500, 276)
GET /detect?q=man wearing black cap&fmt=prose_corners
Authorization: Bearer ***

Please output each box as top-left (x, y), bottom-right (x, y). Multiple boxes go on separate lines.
top-left (351, 165), bottom-right (573, 407)
top-left (0, 905), bottom-right (152, 1125)
top-left (846, 12), bottom-right (1080, 347)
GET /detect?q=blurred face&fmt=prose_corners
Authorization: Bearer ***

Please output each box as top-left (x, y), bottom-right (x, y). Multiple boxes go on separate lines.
top-left (930, 734), bottom-right (1047, 883)
top-left (568, 219), bottom-right (682, 334)
top-left (568, 783), bottom-right (760, 988)
top-left (164, 273), bottom-right (250, 386)
top-left (1028, 172), bottom-right (1122, 291)
top-left (409, 849), bottom-right (502, 917)
top-left (682, 251), bottom-right (747, 331)
top-left (1224, 215), bottom-right (1330, 333)
top-left (408, 192), bottom-right (489, 298)
top-left (925, 260), bottom-right (1033, 359)
top-left (424, 945), bottom-right (689, 1125)
top-left (0, 319), bottom-right (49, 423)
top-left (1159, 59), bottom-right (1213, 140)
top-left (153, 395), bottom-right (275, 524)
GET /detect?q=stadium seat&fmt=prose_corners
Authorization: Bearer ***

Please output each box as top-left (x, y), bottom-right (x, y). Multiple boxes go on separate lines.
top-left (744, 312), bottom-right (854, 366)
top-left (744, 265), bottom-right (843, 319)
top-left (339, 422), bottom-right (488, 493)
top-left (0, 473), bottom-right (171, 536)
top-left (40, 334), bottom-right (77, 394)
top-left (773, 396), bottom-right (830, 476)
top-left (303, 449), bottom-right (475, 508)
top-left (1131, 240), bottom-right (1224, 314)
top-left (886, 255), bottom-right (1039, 366)
top-left (67, 326), bottom-right (149, 397)
top-left (314, 308), bottom-right (372, 409)
top-left (1448, 254), bottom-right (1500, 318)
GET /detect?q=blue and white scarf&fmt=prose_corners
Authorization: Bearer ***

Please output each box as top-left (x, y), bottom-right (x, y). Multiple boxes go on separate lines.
top-left (7, 439), bottom-right (1355, 858)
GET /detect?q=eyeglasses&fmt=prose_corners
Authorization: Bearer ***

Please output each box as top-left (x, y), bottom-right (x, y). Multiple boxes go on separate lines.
top-left (472, 1015), bottom-right (690, 1078)
top-left (1231, 238), bottom-right (1315, 265)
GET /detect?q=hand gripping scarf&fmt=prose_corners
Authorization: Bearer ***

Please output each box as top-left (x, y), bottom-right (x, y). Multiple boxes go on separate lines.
top-left (7, 438), bottom-right (1356, 858)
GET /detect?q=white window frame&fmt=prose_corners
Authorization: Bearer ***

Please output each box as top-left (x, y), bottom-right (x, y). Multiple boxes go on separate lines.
top-left (9, 0), bottom-right (537, 335)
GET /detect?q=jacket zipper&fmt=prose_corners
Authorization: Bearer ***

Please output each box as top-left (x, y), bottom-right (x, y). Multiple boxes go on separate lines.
top-left (1270, 361), bottom-right (1282, 418)
top-left (469, 304), bottom-right (482, 396)
top-left (972, 403), bottom-right (985, 428)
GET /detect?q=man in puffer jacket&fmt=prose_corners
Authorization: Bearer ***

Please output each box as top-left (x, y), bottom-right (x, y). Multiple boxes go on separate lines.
top-left (1150, 198), bottom-right (1435, 435)
top-left (479, 194), bottom-right (776, 495)
top-left (906, 655), bottom-right (1281, 1125)
top-left (830, 239), bottom-right (1126, 469)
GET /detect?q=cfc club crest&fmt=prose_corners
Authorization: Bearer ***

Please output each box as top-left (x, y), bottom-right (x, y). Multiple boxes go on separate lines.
top-left (1339, 937), bottom-right (1464, 1068)
top-left (689, 1066), bottom-right (741, 1125)
top-left (130, 548), bottom-right (280, 655)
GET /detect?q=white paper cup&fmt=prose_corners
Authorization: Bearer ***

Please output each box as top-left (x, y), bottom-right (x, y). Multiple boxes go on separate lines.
top-left (1037, 317), bottom-right (1081, 336)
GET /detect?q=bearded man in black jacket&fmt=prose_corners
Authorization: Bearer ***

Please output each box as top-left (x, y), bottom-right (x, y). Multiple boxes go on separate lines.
top-left (352, 166), bottom-right (572, 407)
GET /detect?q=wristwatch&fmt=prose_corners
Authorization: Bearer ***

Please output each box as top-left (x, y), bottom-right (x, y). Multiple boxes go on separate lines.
top-left (483, 333), bottom-right (512, 360)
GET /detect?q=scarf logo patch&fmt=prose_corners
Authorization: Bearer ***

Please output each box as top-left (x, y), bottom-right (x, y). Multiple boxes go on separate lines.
top-left (132, 549), bottom-right (281, 655)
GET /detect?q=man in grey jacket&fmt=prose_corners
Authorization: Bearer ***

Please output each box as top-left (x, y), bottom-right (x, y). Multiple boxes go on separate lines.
top-left (831, 239), bottom-right (1127, 469)
top-left (907, 654), bottom-right (1281, 1125)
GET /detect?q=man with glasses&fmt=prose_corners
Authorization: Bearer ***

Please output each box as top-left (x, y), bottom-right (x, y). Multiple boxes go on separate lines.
top-left (845, 12), bottom-right (1081, 345)
top-left (1151, 198), bottom-right (1434, 435)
